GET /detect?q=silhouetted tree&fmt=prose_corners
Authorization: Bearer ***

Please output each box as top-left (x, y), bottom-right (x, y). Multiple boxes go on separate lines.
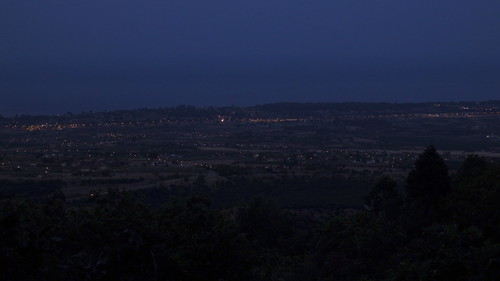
top-left (454, 154), bottom-right (488, 185)
top-left (406, 146), bottom-right (451, 206)
top-left (364, 176), bottom-right (402, 217)
top-left (317, 212), bottom-right (405, 281)
top-left (392, 224), bottom-right (496, 281)
top-left (447, 162), bottom-right (500, 240)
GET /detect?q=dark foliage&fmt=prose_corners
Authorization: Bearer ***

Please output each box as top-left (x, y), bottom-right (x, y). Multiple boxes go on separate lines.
top-left (406, 146), bottom-right (451, 205)
top-left (1, 148), bottom-right (499, 280)
top-left (364, 176), bottom-right (402, 217)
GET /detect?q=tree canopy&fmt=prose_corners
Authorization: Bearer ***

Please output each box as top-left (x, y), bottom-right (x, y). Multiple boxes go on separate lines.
top-left (406, 146), bottom-right (451, 204)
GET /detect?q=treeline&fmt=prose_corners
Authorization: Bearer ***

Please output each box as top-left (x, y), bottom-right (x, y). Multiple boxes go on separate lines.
top-left (0, 180), bottom-right (65, 199)
top-left (140, 173), bottom-right (372, 209)
top-left (1, 147), bottom-right (499, 280)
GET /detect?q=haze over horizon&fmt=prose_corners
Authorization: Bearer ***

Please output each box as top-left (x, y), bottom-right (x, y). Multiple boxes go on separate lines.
top-left (1, 1), bottom-right (499, 116)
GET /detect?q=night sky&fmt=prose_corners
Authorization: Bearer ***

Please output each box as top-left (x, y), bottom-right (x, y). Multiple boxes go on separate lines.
top-left (1, 0), bottom-right (499, 116)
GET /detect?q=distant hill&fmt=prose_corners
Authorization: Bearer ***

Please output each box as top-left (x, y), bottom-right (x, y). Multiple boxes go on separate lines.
top-left (2, 100), bottom-right (500, 124)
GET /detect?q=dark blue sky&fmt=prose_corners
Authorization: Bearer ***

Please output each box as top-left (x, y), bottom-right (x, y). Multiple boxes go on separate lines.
top-left (1, 0), bottom-right (499, 115)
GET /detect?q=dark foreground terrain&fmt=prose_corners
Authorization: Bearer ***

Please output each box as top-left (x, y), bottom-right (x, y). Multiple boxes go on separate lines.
top-left (1, 147), bottom-right (499, 280)
top-left (1, 102), bottom-right (500, 280)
